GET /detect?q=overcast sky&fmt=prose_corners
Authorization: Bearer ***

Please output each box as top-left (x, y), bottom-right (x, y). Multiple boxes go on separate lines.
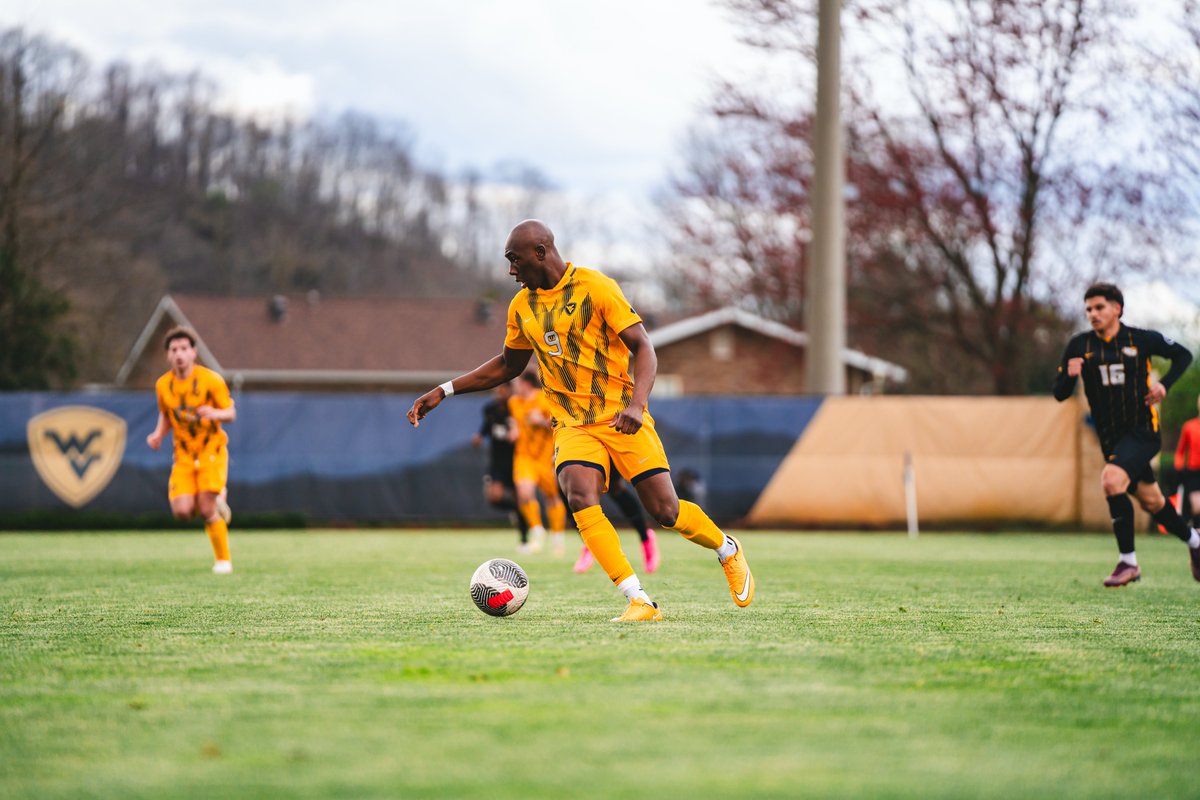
top-left (5, 1), bottom-right (1198, 323)
top-left (2, 1), bottom-right (760, 200)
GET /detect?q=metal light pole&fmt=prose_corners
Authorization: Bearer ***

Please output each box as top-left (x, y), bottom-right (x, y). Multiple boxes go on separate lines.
top-left (806, 0), bottom-right (846, 395)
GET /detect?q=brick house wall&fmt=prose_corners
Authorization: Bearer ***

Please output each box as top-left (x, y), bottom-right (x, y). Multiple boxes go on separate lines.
top-left (653, 324), bottom-right (874, 395)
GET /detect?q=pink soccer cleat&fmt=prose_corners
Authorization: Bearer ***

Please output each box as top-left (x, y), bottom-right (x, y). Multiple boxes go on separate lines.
top-left (573, 545), bottom-right (595, 574)
top-left (642, 529), bottom-right (661, 573)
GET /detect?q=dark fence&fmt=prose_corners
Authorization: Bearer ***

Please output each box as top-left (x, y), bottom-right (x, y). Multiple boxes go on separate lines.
top-left (1, 391), bottom-right (821, 526)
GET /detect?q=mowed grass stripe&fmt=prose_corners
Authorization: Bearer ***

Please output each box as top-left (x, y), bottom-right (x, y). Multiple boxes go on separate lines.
top-left (1, 531), bottom-right (1197, 799)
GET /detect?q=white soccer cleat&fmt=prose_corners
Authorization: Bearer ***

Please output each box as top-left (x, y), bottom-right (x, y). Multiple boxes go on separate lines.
top-left (528, 526), bottom-right (546, 553)
top-left (212, 560), bottom-right (233, 574)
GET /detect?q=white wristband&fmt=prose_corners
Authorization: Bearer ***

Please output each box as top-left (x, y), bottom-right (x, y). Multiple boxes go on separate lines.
top-left (439, 380), bottom-right (455, 398)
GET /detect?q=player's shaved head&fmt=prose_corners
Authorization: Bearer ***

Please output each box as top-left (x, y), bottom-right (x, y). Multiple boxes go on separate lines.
top-left (507, 219), bottom-right (555, 252)
top-left (504, 219), bottom-right (567, 291)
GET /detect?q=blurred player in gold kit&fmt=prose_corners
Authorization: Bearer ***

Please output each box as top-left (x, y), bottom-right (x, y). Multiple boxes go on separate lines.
top-left (146, 326), bottom-right (236, 574)
top-left (509, 371), bottom-right (568, 556)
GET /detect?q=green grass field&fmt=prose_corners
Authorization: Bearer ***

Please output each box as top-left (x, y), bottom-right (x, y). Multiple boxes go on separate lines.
top-left (2, 530), bottom-right (1198, 799)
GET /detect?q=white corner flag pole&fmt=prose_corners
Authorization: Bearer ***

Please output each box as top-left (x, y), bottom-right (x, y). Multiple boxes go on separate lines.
top-left (904, 450), bottom-right (918, 539)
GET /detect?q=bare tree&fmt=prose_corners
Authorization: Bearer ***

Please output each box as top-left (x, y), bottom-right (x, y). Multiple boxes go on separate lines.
top-left (0, 29), bottom-right (87, 388)
top-left (1164, 1), bottom-right (1200, 194)
top-left (660, 101), bottom-right (812, 324)
top-left (663, 0), bottom-right (1173, 394)
top-left (1, 24), bottom-right (598, 384)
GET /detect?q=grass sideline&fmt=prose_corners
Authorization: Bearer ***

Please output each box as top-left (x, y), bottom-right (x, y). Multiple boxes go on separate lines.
top-left (2, 530), bottom-right (1198, 799)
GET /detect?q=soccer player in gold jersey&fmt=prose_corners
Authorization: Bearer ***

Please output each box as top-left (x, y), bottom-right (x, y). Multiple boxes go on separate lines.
top-left (509, 371), bottom-right (568, 556)
top-left (146, 326), bottom-right (237, 574)
top-left (408, 220), bottom-right (754, 621)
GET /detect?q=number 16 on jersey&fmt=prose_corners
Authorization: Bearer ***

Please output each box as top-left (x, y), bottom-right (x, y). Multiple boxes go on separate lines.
top-left (1098, 363), bottom-right (1125, 386)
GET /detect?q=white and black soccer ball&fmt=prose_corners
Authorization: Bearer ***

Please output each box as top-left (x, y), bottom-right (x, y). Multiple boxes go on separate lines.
top-left (469, 558), bottom-right (529, 617)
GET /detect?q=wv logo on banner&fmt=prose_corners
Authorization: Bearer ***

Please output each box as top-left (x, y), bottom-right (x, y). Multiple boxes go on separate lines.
top-left (27, 406), bottom-right (127, 508)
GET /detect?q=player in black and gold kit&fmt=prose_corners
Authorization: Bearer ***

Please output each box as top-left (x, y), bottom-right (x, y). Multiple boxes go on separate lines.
top-left (1053, 283), bottom-right (1198, 587)
top-left (408, 220), bottom-right (753, 621)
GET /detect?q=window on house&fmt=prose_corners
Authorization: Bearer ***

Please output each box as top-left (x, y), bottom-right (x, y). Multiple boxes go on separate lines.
top-left (652, 374), bottom-right (683, 397)
top-left (710, 328), bottom-right (734, 361)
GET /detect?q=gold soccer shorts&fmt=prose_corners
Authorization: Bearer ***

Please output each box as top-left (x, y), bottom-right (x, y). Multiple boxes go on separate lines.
top-left (168, 447), bottom-right (229, 499)
top-left (512, 454), bottom-right (559, 498)
top-left (553, 412), bottom-right (670, 490)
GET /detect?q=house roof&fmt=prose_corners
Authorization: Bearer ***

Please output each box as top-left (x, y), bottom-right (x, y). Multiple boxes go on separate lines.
top-left (649, 306), bottom-right (908, 383)
top-left (117, 295), bottom-right (907, 387)
top-left (115, 293), bottom-right (509, 387)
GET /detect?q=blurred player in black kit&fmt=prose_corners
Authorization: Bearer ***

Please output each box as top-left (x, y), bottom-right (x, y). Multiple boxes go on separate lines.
top-left (471, 381), bottom-right (530, 552)
top-left (1053, 283), bottom-right (1199, 587)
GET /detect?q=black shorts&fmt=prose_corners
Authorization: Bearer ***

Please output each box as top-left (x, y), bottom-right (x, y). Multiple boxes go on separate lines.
top-left (1103, 430), bottom-right (1159, 491)
top-left (486, 457), bottom-right (516, 488)
top-left (1181, 470), bottom-right (1200, 495)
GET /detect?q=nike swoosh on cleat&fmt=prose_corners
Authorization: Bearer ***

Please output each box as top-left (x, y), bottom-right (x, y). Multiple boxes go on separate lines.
top-left (735, 573), bottom-right (751, 603)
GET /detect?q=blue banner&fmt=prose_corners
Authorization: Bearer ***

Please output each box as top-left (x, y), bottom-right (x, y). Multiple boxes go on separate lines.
top-left (1, 391), bottom-right (821, 524)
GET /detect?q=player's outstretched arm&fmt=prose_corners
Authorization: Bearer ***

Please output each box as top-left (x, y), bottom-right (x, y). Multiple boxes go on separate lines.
top-left (407, 347), bottom-right (533, 428)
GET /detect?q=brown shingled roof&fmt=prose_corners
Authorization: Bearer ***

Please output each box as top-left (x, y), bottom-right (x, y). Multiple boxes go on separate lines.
top-left (114, 293), bottom-right (518, 389)
top-left (173, 294), bottom-right (509, 372)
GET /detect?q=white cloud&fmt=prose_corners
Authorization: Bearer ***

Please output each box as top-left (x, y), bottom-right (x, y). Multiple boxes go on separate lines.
top-left (207, 56), bottom-right (315, 120)
top-left (1123, 281), bottom-right (1200, 348)
top-left (1, 0), bottom-right (759, 197)
top-left (0, 0), bottom-right (773, 282)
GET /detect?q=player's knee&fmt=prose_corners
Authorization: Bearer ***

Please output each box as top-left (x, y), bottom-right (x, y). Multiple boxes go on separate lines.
top-left (563, 494), bottom-right (592, 514)
top-left (1138, 498), bottom-right (1163, 514)
top-left (1137, 492), bottom-right (1165, 514)
top-left (561, 487), bottom-right (597, 514)
top-left (171, 505), bottom-right (193, 520)
top-left (646, 498), bottom-right (679, 528)
top-left (1100, 473), bottom-right (1126, 497)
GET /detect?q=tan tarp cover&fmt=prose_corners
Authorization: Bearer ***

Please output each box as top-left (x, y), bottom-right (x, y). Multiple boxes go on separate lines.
top-left (748, 395), bottom-right (1147, 529)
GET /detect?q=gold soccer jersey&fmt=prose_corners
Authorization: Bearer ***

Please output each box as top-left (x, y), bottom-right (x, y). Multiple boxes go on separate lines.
top-left (504, 264), bottom-right (641, 427)
top-left (155, 365), bottom-right (232, 464)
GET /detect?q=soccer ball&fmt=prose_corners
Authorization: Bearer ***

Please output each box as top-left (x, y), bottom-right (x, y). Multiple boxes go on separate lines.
top-left (469, 558), bottom-right (529, 617)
